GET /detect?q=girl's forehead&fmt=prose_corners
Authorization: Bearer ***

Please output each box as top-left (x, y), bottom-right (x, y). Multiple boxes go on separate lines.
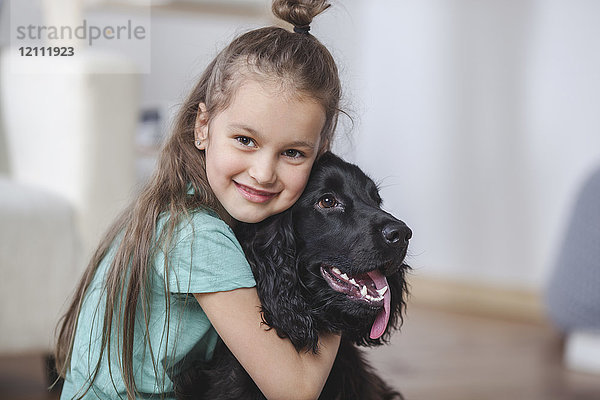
top-left (213, 79), bottom-right (325, 147)
top-left (224, 78), bottom-right (323, 116)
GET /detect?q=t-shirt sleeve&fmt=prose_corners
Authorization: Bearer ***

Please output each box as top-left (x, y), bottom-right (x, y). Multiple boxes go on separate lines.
top-left (165, 215), bottom-right (256, 294)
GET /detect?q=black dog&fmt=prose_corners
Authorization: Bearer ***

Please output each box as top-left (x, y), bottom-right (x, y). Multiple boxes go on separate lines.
top-left (174, 152), bottom-right (411, 399)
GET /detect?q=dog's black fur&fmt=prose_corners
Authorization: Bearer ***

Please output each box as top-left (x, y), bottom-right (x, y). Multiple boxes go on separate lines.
top-left (174, 152), bottom-right (411, 399)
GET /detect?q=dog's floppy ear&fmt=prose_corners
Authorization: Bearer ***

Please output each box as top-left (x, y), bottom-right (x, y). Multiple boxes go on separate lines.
top-left (235, 212), bottom-right (319, 352)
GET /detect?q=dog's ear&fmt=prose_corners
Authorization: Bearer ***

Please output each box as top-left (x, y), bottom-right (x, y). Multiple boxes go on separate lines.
top-left (235, 212), bottom-right (319, 352)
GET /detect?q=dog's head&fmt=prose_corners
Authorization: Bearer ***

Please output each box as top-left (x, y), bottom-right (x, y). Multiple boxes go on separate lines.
top-left (236, 152), bottom-right (411, 351)
top-left (294, 152), bottom-right (411, 345)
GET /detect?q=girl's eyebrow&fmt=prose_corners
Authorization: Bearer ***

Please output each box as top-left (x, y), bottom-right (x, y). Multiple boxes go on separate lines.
top-left (230, 123), bottom-right (259, 136)
top-left (230, 123), bottom-right (316, 150)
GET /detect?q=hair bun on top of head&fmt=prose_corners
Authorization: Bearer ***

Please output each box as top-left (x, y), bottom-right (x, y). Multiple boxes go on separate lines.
top-left (272, 0), bottom-right (331, 34)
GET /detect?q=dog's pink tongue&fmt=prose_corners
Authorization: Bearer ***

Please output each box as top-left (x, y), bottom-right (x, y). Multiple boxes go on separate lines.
top-left (367, 270), bottom-right (390, 339)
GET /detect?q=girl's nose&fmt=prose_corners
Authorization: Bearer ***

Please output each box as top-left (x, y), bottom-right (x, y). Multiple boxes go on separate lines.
top-left (248, 156), bottom-right (277, 185)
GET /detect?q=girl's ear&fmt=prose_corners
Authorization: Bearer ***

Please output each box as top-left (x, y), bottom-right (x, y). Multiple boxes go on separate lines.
top-left (194, 103), bottom-right (209, 149)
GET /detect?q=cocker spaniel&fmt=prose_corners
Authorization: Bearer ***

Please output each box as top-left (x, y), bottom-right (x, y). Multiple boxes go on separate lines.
top-left (174, 152), bottom-right (411, 399)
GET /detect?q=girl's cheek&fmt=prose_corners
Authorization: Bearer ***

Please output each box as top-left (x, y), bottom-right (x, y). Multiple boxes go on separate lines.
top-left (290, 167), bottom-right (312, 193)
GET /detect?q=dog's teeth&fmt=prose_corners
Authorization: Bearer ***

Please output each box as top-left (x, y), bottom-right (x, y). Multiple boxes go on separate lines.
top-left (376, 286), bottom-right (388, 296)
top-left (349, 278), bottom-right (357, 285)
top-left (366, 293), bottom-right (383, 302)
top-left (332, 267), bottom-right (341, 274)
top-left (360, 285), bottom-right (367, 297)
top-left (340, 273), bottom-right (349, 280)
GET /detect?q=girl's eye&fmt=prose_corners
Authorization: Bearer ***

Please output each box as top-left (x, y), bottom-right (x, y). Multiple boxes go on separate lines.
top-left (318, 195), bottom-right (339, 209)
top-left (283, 149), bottom-right (304, 159)
top-left (236, 136), bottom-right (256, 147)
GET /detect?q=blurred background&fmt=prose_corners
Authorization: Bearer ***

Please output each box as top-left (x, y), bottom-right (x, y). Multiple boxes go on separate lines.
top-left (1, 0), bottom-right (599, 399)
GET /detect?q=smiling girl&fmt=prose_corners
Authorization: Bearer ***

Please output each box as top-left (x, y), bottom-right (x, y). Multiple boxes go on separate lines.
top-left (55, 1), bottom-right (343, 399)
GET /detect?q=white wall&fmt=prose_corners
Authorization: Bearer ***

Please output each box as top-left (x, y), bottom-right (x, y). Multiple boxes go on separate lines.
top-left (86, 5), bottom-right (272, 127)
top-left (340, 0), bottom-right (600, 290)
top-left (88, 1), bottom-right (600, 291)
top-left (5, 1), bottom-right (598, 292)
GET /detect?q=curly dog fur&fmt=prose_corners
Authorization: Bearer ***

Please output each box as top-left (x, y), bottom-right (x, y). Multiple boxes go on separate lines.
top-left (174, 152), bottom-right (411, 399)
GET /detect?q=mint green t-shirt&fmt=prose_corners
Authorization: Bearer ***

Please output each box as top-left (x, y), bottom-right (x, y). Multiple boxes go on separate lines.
top-left (60, 209), bottom-right (256, 399)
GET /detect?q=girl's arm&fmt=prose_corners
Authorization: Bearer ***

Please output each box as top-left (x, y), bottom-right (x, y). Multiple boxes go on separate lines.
top-left (194, 288), bottom-right (340, 400)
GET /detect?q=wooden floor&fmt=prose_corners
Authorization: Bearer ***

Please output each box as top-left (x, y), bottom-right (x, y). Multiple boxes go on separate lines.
top-left (0, 353), bottom-right (59, 400)
top-left (367, 305), bottom-right (600, 400)
top-left (2, 305), bottom-right (599, 400)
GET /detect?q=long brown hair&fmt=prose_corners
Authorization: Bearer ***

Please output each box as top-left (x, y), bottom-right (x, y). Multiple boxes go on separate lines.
top-left (55, 0), bottom-right (342, 398)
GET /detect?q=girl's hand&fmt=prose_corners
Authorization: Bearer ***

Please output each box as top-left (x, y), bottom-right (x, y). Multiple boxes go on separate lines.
top-left (194, 288), bottom-right (341, 400)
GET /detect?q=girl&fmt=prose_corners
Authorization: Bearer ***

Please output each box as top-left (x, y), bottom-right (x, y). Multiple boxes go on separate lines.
top-left (55, 1), bottom-right (343, 399)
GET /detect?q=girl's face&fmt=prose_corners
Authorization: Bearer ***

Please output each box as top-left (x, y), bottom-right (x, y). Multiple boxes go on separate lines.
top-left (195, 79), bottom-right (325, 223)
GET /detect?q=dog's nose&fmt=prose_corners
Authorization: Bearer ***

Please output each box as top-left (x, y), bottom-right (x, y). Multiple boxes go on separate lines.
top-left (382, 222), bottom-right (412, 247)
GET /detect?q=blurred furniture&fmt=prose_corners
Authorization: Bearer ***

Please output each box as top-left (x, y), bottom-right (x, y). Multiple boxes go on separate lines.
top-left (0, 49), bottom-right (139, 354)
top-left (546, 165), bottom-right (600, 374)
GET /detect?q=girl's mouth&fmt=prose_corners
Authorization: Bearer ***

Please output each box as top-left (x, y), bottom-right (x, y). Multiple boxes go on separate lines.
top-left (234, 182), bottom-right (279, 203)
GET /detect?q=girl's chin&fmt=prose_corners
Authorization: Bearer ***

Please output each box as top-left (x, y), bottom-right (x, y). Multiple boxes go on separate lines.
top-left (227, 208), bottom-right (271, 224)
top-left (224, 195), bottom-right (297, 224)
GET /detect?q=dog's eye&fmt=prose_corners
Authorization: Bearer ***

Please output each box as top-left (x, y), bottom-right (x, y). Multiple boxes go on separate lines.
top-left (318, 196), bottom-right (339, 209)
